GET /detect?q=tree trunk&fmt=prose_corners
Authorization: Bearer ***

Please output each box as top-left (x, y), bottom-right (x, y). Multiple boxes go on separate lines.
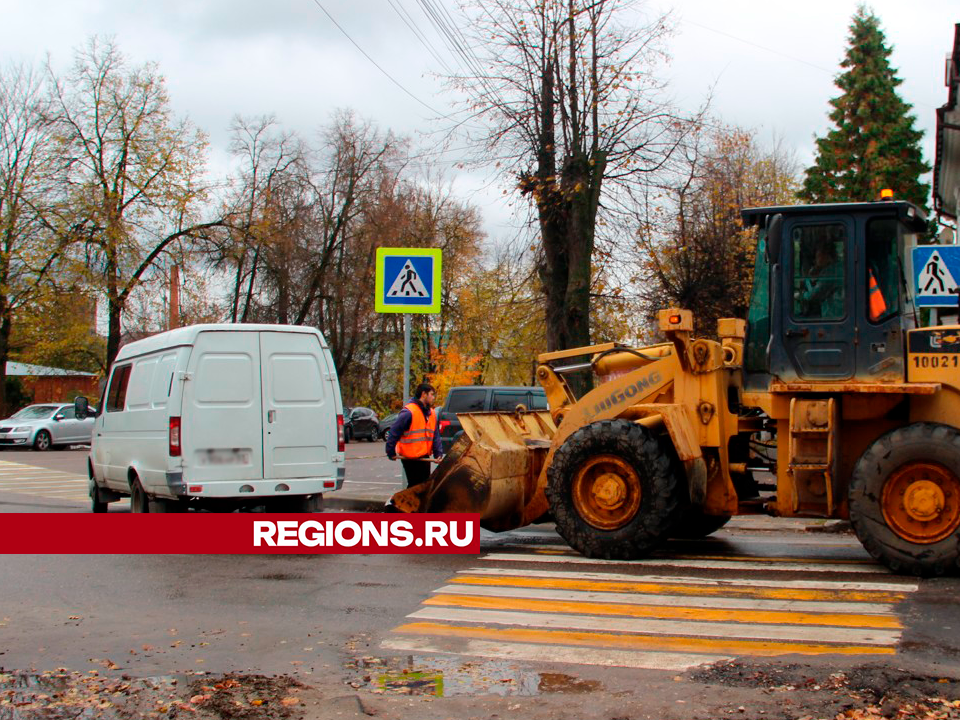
top-left (0, 306), bottom-right (11, 417)
top-left (106, 297), bottom-right (122, 368)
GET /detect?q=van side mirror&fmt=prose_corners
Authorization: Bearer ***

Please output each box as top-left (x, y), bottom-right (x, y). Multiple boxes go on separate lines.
top-left (74, 396), bottom-right (89, 420)
top-left (766, 214), bottom-right (783, 264)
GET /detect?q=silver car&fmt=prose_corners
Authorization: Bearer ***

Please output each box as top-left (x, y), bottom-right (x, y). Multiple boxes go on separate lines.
top-left (0, 403), bottom-right (98, 451)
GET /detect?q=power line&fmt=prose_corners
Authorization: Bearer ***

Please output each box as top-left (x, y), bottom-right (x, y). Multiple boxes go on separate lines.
top-left (307, 0), bottom-right (452, 120)
top-left (681, 19), bottom-right (835, 75)
top-left (387, 0), bottom-right (456, 75)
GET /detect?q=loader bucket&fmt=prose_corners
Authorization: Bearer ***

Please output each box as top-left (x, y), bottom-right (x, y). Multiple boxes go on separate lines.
top-left (388, 410), bottom-right (557, 532)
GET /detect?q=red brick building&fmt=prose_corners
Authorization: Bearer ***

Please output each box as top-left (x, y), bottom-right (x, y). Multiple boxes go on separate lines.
top-left (7, 362), bottom-right (100, 405)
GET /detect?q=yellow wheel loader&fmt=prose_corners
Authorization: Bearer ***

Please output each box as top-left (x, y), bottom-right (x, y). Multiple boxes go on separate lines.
top-left (392, 199), bottom-right (960, 576)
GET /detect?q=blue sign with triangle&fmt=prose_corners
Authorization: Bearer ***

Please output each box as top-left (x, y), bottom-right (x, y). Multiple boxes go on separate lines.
top-left (374, 248), bottom-right (442, 314)
top-left (914, 246), bottom-right (960, 307)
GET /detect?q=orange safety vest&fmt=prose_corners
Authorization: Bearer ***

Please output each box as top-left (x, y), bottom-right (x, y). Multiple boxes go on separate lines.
top-left (868, 269), bottom-right (887, 321)
top-left (397, 402), bottom-right (437, 459)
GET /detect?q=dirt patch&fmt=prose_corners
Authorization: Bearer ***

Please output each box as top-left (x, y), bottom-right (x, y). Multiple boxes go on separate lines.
top-left (689, 660), bottom-right (960, 720)
top-left (185, 674), bottom-right (307, 719)
top-left (538, 672), bottom-right (602, 693)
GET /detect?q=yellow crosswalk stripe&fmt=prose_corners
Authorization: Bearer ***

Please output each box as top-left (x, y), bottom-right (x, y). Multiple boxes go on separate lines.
top-left (450, 573), bottom-right (910, 603)
top-left (393, 621), bottom-right (897, 657)
top-left (423, 593), bottom-right (902, 629)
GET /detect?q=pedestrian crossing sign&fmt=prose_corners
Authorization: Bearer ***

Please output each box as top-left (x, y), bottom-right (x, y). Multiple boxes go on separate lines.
top-left (913, 246), bottom-right (960, 307)
top-left (375, 248), bottom-right (442, 314)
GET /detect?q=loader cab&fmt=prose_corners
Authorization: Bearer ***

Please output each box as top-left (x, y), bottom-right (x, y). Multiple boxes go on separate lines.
top-left (741, 201), bottom-right (927, 390)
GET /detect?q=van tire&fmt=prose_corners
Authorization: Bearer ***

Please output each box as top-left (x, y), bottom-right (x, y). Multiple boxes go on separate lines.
top-left (130, 477), bottom-right (150, 513)
top-left (90, 482), bottom-right (108, 513)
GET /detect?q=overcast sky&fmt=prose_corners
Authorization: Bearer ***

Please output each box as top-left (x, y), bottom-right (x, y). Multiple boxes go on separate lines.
top-left (1, 0), bottom-right (956, 241)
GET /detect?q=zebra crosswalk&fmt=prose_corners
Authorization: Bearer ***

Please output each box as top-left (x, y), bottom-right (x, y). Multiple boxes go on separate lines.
top-left (0, 459), bottom-right (92, 502)
top-left (383, 532), bottom-right (918, 670)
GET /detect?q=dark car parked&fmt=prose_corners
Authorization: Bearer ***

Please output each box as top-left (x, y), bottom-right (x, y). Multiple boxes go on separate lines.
top-left (344, 406), bottom-right (379, 442)
top-left (438, 386), bottom-right (548, 453)
top-left (378, 412), bottom-right (399, 440)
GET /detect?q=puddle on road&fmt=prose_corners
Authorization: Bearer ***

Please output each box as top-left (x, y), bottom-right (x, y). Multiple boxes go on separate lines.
top-left (347, 655), bottom-right (602, 697)
top-left (0, 670), bottom-right (180, 720)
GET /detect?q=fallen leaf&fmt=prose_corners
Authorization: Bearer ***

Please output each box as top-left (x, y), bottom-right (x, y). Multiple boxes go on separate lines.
top-left (251, 699), bottom-right (264, 706)
top-left (281, 697), bottom-right (299, 706)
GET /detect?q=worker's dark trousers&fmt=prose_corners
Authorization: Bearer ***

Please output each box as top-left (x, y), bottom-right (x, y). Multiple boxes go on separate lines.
top-left (401, 458), bottom-right (431, 487)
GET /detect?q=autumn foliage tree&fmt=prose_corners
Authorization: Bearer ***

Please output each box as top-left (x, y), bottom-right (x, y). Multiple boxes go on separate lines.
top-left (49, 37), bottom-right (222, 366)
top-left (800, 6), bottom-right (930, 208)
top-left (637, 125), bottom-right (798, 336)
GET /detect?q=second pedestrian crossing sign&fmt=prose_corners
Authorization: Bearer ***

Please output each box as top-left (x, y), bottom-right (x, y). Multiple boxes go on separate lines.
top-left (913, 246), bottom-right (960, 307)
top-left (375, 248), bottom-right (442, 314)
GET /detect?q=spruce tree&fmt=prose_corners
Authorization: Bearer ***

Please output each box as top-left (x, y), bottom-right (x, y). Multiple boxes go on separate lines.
top-left (800, 6), bottom-right (930, 210)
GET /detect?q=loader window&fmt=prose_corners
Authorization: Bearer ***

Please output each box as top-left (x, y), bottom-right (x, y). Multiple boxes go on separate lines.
top-left (744, 232), bottom-right (771, 374)
top-left (792, 223), bottom-right (846, 321)
top-left (865, 218), bottom-right (900, 323)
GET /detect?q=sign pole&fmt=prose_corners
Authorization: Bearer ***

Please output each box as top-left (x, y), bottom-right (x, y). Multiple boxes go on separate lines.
top-left (403, 313), bottom-right (411, 401)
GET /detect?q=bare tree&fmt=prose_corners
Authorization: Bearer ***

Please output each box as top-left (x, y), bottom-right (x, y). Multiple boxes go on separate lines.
top-left (443, 0), bottom-right (691, 354)
top-left (49, 37), bottom-right (222, 365)
top-left (635, 125), bottom-right (799, 336)
top-left (214, 114), bottom-right (305, 323)
top-left (0, 62), bottom-right (65, 411)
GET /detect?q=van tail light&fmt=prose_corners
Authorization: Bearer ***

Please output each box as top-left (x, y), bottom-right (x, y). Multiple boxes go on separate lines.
top-left (337, 414), bottom-right (345, 452)
top-left (169, 416), bottom-right (181, 457)
top-left (439, 419), bottom-right (450, 434)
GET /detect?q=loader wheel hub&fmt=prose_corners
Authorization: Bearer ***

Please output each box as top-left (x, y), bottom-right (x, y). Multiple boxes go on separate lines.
top-left (882, 463), bottom-right (960, 544)
top-left (594, 474), bottom-right (627, 509)
top-left (572, 455), bottom-right (642, 531)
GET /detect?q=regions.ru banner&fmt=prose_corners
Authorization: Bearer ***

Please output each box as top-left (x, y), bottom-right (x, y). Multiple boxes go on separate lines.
top-left (0, 514), bottom-right (480, 554)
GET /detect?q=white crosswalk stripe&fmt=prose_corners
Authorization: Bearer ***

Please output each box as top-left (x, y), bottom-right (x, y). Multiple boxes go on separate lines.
top-left (384, 532), bottom-right (919, 670)
top-left (0, 459), bottom-right (90, 502)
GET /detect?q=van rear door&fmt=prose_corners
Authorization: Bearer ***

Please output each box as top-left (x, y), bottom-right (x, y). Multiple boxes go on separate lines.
top-left (181, 331), bottom-right (263, 481)
top-left (260, 331), bottom-right (335, 480)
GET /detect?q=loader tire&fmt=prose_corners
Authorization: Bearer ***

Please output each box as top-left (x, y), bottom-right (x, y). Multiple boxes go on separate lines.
top-left (850, 422), bottom-right (960, 577)
top-left (672, 509), bottom-right (731, 538)
top-left (546, 419), bottom-right (682, 560)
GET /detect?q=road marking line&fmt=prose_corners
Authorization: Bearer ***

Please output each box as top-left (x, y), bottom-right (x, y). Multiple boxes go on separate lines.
top-left (0, 478), bottom-right (86, 485)
top-left (393, 622), bottom-right (896, 656)
top-left (0, 471), bottom-right (84, 479)
top-left (523, 546), bottom-right (873, 564)
top-left (424, 593), bottom-right (902, 629)
top-left (480, 552), bottom-right (889, 574)
top-left (456, 568), bottom-right (918, 594)
top-left (382, 636), bottom-right (730, 670)
top-left (433, 584), bottom-right (899, 616)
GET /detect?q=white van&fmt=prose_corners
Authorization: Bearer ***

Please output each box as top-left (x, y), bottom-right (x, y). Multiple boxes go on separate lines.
top-left (81, 324), bottom-right (345, 513)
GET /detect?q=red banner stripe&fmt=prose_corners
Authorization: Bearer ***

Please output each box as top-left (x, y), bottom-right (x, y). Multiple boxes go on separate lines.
top-left (0, 514), bottom-right (481, 554)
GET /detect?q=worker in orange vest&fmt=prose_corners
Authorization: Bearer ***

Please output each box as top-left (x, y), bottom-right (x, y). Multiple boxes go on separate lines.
top-left (385, 382), bottom-right (443, 487)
